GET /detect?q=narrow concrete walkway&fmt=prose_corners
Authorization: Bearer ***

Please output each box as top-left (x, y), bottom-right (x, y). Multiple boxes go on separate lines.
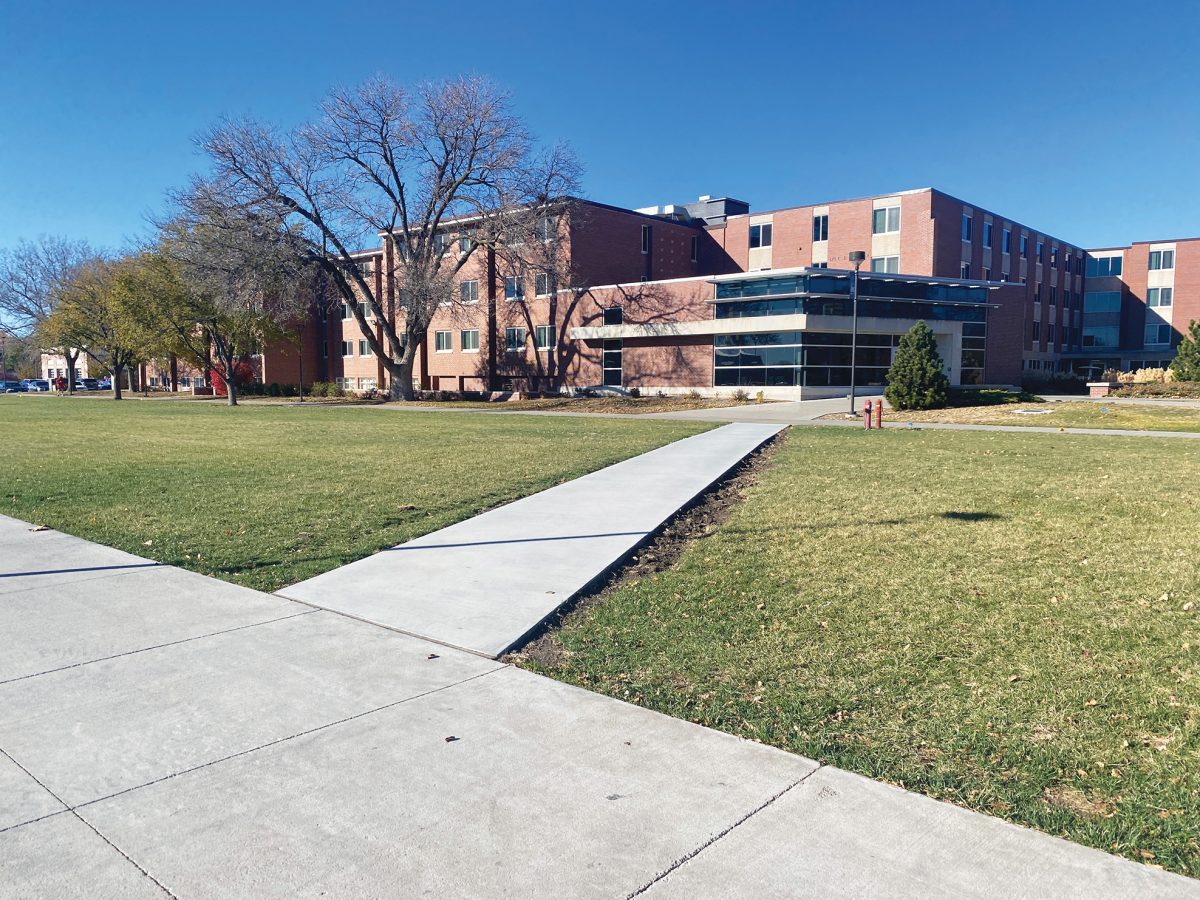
top-left (278, 422), bottom-right (784, 658)
top-left (2, 516), bottom-right (1196, 898)
top-left (363, 396), bottom-right (1200, 438)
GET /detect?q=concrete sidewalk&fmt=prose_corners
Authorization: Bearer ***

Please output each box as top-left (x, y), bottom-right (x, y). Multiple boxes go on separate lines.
top-left (2, 519), bottom-right (1198, 897)
top-left (278, 422), bottom-right (784, 658)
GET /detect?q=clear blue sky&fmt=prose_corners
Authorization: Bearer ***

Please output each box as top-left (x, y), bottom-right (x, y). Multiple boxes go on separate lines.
top-left (1, 0), bottom-right (1197, 252)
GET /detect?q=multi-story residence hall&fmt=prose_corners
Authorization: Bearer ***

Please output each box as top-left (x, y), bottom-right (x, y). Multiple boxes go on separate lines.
top-left (263, 188), bottom-right (1197, 398)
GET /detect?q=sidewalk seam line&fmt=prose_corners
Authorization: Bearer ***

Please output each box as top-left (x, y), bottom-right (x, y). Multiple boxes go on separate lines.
top-left (0, 747), bottom-right (176, 897)
top-left (625, 763), bottom-right (824, 898)
top-left (0, 608), bottom-right (321, 686)
top-left (68, 665), bottom-right (506, 814)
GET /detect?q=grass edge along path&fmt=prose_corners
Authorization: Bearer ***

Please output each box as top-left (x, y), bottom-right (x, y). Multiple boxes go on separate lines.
top-left (0, 397), bottom-right (710, 592)
top-left (523, 427), bottom-right (1200, 876)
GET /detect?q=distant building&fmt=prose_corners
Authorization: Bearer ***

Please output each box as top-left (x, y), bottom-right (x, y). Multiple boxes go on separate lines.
top-left (45, 188), bottom-right (1198, 396)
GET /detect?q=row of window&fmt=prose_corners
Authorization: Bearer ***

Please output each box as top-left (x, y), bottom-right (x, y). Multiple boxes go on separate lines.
top-left (750, 205), bottom-right (901, 251)
top-left (434, 326), bottom-right (557, 353)
top-left (962, 215), bottom-right (1084, 274)
top-left (1084, 250), bottom-right (1174, 277)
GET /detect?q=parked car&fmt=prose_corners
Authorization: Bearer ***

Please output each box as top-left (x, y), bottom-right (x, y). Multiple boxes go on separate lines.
top-left (97, 377), bottom-right (112, 390)
top-left (0, 380), bottom-right (26, 393)
top-left (24, 380), bottom-right (50, 392)
top-left (78, 378), bottom-right (100, 391)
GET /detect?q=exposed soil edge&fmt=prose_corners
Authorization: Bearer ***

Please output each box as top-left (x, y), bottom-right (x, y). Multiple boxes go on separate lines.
top-left (502, 428), bottom-right (788, 668)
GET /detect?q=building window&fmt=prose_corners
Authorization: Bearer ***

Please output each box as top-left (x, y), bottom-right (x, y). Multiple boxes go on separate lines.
top-left (342, 341), bottom-right (354, 357)
top-left (1086, 255), bottom-right (1123, 277)
top-left (1034, 284), bottom-right (1042, 303)
top-left (433, 233), bottom-right (446, 255)
top-left (603, 307), bottom-right (623, 326)
top-left (1064, 251), bottom-right (1071, 272)
top-left (1032, 321), bottom-right (1041, 343)
top-left (641, 224), bottom-right (652, 254)
top-left (749, 223), bottom-right (773, 248)
top-left (458, 235), bottom-right (472, 253)
top-left (810, 261), bottom-right (829, 269)
top-left (982, 221), bottom-right (993, 249)
top-left (358, 260), bottom-right (373, 277)
top-left (983, 267), bottom-right (992, 281)
top-left (460, 280), bottom-right (479, 304)
top-left (504, 275), bottom-right (524, 301)
top-left (870, 256), bottom-right (899, 274)
top-left (359, 377), bottom-right (377, 391)
top-left (812, 214), bottom-right (829, 242)
top-left (1084, 291), bottom-right (1121, 313)
top-left (322, 340), bottom-right (328, 358)
top-left (535, 324), bottom-right (556, 350)
top-left (1020, 234), bottom-right (1029, 258)
top-left (1048, 323), bottom-right (1056, 345)
top-left (1145, 320), bottom-right (1172, 345)
top-left (359, 340), bottom-right (372, 357)
top-left (1049, 286), bottom-right (1057, 305)
top-left (342, 303), bottom-right (352, 320)
top-left (1050, 246), bottom-right (1059, 267)
top-left (872, 206), bottom-right (900, 234)
top-left (535, 272), bottom-right (552, 297)
top-left (536, 216), bottom-right (555, 242)
top-left (603, 339), bottom-right (622, 386)
top-left (1001, 272), bottom-right (1010, 282)
top-left (1147, 287), bottom-right (1173, 307)
top-left (461, 329), bottom-right (480, 352)
top-left (1149, 249), bottom-right (1175, 270)
top-left (435, 330), bottom-right (452, 352)
top-left (690, 235), bottom-right (699, 263)
top-left (1037, 241), bottom-right (1045, 264)
top-left (1002, 228), bottom-right (1012, 254)
top-left (505, 327), bottom-right (526, 352)
top-left (959, 262), bottom-right (971, 279)
top-left (961, 214), bottom-right (972, 242)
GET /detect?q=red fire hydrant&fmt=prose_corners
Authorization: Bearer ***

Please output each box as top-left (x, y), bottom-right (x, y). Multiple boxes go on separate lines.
top-left (864, 399), bottom-right (873, 429)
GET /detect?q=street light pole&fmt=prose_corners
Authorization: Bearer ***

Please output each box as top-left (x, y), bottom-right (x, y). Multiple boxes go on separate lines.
top-left (847, 250), bottom-right (866, 415)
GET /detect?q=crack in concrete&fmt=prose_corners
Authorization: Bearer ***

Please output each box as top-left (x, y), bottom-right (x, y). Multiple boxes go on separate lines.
top-left (625, 763), bottom-right (824, 898)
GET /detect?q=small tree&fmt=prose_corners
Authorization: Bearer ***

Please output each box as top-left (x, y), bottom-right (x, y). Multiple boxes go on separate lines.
top-left (156, 213), bottom-right (312, 406)
top-left (885, 320), bottom-right (950, 410)
top-left (1169, 320), bottom-right (1200, 382)
top-left (42, 256), bottom-right (160, 400)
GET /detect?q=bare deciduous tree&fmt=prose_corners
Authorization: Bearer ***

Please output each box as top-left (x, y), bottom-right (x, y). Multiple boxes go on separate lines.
top-left (189, 75), bottom-right (579, 399)
top-left (157, 211), bottom-right (314, 406)
top-left (0, 236), bottom-right (98, 391)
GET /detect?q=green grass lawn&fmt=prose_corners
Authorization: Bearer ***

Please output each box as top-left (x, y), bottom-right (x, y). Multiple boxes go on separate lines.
top-left (0, 396), bottom-right (708, 591)
top-left (523, 428), bottom-right (1200, 875)
top-left (892, 400), bottom-right (1200, 432)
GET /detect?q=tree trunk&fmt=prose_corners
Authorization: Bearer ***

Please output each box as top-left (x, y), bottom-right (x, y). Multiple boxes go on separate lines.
top-left (66, 349), bottom-right (79, 394)
top-left (227, 380), bottom-right (238, 406)
top-left (388, 357), bottom-right (413, 400)
top-left (112, 366), bottom-right (124, 400)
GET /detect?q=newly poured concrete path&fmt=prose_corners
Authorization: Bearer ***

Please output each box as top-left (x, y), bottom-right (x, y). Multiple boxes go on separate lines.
top-left (279, 422), bottom-right (785, 658)
top-left (3, 516), bottom-right (1197, 898)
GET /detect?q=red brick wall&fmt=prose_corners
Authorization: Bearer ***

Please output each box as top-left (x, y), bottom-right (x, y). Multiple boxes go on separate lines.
top-left (622, 336), bottom-right (712, 387)
top-left (984, 284), bottom-right (1026, 385)
top-left (1171, 240), bottom-right (1200, 345)
top-left (568, 203), bottom-right (704, 286)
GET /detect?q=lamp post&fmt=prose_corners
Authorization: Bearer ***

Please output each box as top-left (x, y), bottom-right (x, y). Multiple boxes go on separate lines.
top-left (847, 250), bottom-right (867, 415)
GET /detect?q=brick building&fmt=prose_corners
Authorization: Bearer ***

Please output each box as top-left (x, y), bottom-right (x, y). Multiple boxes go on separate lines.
top-left (242, 190), bottom-right (1200, 397)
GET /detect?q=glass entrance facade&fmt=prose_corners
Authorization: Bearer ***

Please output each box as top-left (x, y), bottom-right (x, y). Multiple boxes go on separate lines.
top-left (711, 271), bottom-right (992, 388)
